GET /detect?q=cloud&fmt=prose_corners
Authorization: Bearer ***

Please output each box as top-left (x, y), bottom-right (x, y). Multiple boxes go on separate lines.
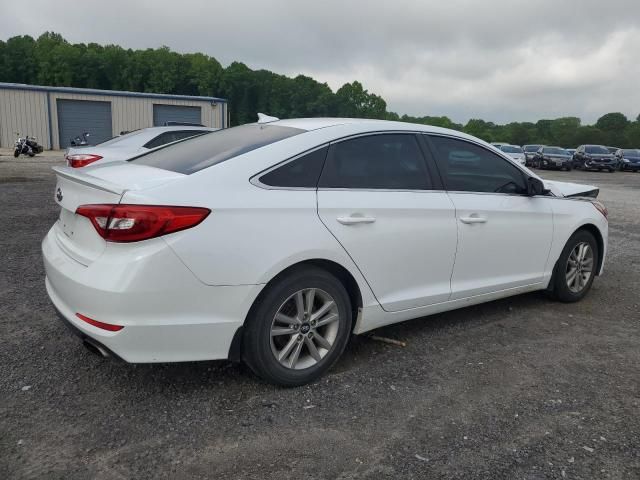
top-left (3, 0), bottom-right (640, 123)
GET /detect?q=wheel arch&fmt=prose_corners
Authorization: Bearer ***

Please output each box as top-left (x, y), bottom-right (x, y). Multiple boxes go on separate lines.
top-left (228, 258), bottom-right (364, 362)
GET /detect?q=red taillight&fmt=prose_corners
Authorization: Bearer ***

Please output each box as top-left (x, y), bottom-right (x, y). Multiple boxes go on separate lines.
top-left (76, 313), bottom-right (124, 332)
top-left (75, 204), bottom-right (210, 242)
top-left (66, 154), bottom-right (103, 168)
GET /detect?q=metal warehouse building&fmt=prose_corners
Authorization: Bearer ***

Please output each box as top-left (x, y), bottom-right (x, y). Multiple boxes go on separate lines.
top-left (0, 83), bottom-right (227, 150)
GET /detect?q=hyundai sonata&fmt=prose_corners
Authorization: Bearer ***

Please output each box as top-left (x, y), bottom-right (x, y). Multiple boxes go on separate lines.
top-left (43, 117), bottom-right (608, 386)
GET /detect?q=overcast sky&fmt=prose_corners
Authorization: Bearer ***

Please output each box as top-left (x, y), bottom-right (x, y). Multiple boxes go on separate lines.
top-left (4, 0), bottom-right (640, 124)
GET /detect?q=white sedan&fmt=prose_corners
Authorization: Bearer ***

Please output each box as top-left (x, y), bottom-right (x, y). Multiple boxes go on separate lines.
top-left (43, 117), bottom-right (608, 386)
top-left (499, 144), bottom-right (526, 165)
top-left (64, 126), bottom-right (216, 168)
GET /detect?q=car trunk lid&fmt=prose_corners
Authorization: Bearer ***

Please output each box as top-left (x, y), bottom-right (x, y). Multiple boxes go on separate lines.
top-left (52, 164), bottom-right (185, 265)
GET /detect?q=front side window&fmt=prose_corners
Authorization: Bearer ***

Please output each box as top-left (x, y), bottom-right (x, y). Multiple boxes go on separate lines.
top-left (318, 134), bottom-right (430, 190)
top-left (428, 135), bottom-right (527, 195)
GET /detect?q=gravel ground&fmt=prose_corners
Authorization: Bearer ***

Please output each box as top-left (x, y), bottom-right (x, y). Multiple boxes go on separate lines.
top-left (1, 155), bottom-right (639, 479)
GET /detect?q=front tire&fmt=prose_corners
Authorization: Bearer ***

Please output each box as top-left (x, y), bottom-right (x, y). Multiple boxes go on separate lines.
top-left (550, 230), bottom-right (599, 302)
top-left (13, 150), bottom-right (20, 158)
top-left (243, 267), bottom-right (352, 386)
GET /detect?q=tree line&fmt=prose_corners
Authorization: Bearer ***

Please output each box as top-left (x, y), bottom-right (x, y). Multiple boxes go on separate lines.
top-left (1, 32), bottom-right (639, 147)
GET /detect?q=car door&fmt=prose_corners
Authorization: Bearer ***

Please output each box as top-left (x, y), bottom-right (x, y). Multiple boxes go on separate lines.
top-left (316, 133), bottom-right (458, 312)
top-left (425, 134), bottom-right (553, 300)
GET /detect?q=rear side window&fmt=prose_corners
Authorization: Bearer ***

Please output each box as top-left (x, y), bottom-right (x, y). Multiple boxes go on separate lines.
top-left (259, 147), bottom-right (328, 188)
top-left (319, 134), bottom-right (430, 190)
top-left (428, 135), bottom-right (527, 195)
top-left (130, 124), bottom-right (304, 174)
top-left (143, 130), bottom-right (207, 149)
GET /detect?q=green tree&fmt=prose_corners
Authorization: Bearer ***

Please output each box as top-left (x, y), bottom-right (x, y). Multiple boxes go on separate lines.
top-left (335, 81), bottom-right (387, 118)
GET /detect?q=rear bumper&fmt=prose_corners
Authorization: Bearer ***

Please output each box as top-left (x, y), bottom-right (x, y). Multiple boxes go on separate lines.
top-left (42, 227), bottom-right (263, 363)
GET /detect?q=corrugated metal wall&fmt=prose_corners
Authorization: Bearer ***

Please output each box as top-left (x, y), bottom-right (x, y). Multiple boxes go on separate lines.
top-left (0, 88), bottom-right (50, 150)
top-left (0, 87), bottom-right (225, 150)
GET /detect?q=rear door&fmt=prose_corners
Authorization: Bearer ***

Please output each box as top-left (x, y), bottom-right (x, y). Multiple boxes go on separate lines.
top-left (316, 133), bottom-right (458, 312)
top-left (425, 134), bottom-right (553, 299)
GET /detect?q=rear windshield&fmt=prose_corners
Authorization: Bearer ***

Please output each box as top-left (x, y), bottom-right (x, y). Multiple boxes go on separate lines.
top-left (585, 146), bottom-right (610, 154)
top-left (524, 145), bottom-right (541, 152)
top-left (543, 147), bottom-right (568, 155)
top-left (130, 124), bottom-right (304, 174)
top-left (500, 145), bottom-right (523, 153)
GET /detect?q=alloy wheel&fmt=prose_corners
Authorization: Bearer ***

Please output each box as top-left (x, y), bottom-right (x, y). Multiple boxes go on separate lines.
top-left (565, 242), bottom-right (594, 293)
top-left (270, 288), bottom-right (340, 370)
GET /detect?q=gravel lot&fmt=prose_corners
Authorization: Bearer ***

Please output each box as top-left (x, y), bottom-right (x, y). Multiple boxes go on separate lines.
top-left (1, 154), bottom-right (639, 479)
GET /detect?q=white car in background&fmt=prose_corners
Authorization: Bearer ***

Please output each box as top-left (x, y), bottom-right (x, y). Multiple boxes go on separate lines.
top-left (43, 117), bottom-right (608, 386)
top-left (499, 144), bottom-right (526, 165)
top-left (64, 126), bottom-right (217, 167)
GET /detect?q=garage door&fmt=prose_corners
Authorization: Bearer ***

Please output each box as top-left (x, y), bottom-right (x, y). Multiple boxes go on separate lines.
top-left (153, 104), bottom-right (202, 126)
top-left (57, 100), bottom-right (112, 147)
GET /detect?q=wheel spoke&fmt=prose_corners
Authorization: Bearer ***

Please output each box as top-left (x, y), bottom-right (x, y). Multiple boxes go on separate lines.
top-left (315, 312), bottom-right (339, 328)
top-left (278, 336), bottom-right (298, 363)
top-left (314, 332), bottom-right (332, 350)
top-left (288, 341), bottom-right (304, 368)
top-left (275, 312), bottom-right (299, 325)
top-left (310, 300), bottom-right (335, 322)
top-left (304, 288), bottom-right (315, 317)
top-left (305, 336), bottom-right (322, 362)
top-left (271, 327), bottom-right (297, 336)
top-left (295, 291), bottom-right (305, 321)
top-left (566, 268), bottom-right (578, 286)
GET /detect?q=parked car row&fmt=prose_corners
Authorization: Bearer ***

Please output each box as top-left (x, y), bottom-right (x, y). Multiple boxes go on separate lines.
top-left (521, 144), bottom-right (640, 173)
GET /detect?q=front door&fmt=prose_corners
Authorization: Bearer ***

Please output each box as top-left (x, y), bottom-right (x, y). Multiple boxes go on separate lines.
top-left (426, 134), bottom-right (553, 299)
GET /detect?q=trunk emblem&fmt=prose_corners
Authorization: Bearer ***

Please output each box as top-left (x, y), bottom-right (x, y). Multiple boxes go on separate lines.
top-left (56, 188), bottom-right (63, 202)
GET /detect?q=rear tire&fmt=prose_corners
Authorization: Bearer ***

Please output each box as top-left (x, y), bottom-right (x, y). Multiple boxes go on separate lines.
top-left (243, 266), bottom-right (352, 386)
top-left (13, 150), bottom-right (19, 158)
top-left (550, 230), bottom-right (599, 303)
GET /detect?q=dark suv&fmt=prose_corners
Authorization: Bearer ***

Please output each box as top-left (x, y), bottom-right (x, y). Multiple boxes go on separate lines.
top-left (533, 146), bottom-right (573, 170)
top-left (572, 145), bottom-right (617, 172)
top-left (523, 144), bottom-right (543, 166)
top-left (615, 149), bottom-right (640, 172)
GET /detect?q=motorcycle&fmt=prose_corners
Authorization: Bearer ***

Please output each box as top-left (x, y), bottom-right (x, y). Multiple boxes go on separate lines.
top-left (70, 132), bottom-right (91, 147)
top-left (13, 133), bottom-right (44, 158)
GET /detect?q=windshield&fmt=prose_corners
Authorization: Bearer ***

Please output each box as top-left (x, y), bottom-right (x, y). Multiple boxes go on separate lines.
top-left (543, 147), bottom-right (568, 155)
top-left (623, 149), bottom-right (640, 157)
top-left (130, 124), bottom-right (305, 174)
top-left (585, 146), bottom-right (610, 154)
top-left (524, 145), bottom-right (541, 152)
top-left (500, 146), bottom-right (523, 153)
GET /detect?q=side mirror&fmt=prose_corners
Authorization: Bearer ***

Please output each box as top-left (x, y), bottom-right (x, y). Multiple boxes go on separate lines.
top-left (527, 176), bottom-right (547, 196)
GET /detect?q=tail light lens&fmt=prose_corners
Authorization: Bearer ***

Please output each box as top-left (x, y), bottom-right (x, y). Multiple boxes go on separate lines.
top-left (76, 204), bottom-right (210, 242)
top-left (66, 154), bottom-right (103, 168)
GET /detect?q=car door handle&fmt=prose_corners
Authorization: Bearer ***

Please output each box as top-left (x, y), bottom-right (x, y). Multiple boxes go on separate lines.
top-left (459, 215), bottom-right (488, 224)
top-left (336, 215), bottom-right (376, 225)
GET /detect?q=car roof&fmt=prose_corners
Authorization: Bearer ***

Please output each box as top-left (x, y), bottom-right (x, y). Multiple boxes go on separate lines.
top-left (265, 117), bottom-right (489, 143)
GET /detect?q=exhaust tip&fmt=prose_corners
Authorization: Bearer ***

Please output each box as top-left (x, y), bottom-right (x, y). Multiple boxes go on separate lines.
top-left (83, 339), bottom-right (109, 357)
